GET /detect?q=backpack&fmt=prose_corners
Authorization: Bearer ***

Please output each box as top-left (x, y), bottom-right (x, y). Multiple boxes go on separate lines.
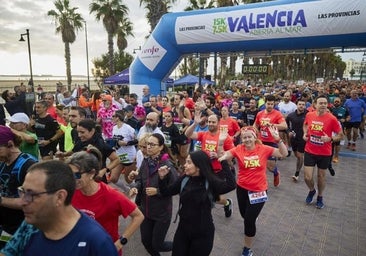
top-left (180, 176), bottom-right (214, 208)
top-left (0, 153), bottom-right (38, 184)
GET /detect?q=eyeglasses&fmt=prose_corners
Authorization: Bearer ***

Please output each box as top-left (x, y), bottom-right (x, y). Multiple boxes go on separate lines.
top-left (147, 142), bottom-right (159, 147)
top-left (138, 145), bottom-right (147, 149)
top-left (18, 186), bottom-right (58, 203)
top-left (73, 171), bottom-right (88, 179)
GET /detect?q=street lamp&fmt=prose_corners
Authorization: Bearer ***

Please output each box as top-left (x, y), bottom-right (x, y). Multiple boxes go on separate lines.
top-left (19, 29), bottom-right (34, 92)
top-left (84, 21), bottom-right (90, 91)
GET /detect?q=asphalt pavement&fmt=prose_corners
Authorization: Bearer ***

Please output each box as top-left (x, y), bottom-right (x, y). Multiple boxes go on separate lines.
top-left (119, 138), bottom-right (366, 256)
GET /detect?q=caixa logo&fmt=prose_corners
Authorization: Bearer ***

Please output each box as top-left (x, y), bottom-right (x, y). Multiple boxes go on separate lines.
top-left (142, 46), bottom-right (160, 55)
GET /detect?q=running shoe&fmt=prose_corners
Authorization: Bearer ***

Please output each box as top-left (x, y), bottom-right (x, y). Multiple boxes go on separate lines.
top-left (274, 172), bottom-right (280, 187)
top-left (224, 198), bottom-right (233, 218)
top-left (292, 175), bottom-right (299, 182)
top-left (305, 189), bottom-right (316, 204)
top-left (242, 247), bottom-right (253, 256)
top-left (316, 196), bottom-right (324, 209)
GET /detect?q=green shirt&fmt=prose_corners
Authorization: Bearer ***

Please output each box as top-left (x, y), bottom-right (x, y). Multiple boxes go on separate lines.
top-left (19, 131), bottom-right (39, 159)
top-left (60, 123), bottom-right (74, 152)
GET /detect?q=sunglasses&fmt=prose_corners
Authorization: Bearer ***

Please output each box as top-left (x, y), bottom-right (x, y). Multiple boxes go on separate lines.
top-left (74, 171), bottom-right (88, 179)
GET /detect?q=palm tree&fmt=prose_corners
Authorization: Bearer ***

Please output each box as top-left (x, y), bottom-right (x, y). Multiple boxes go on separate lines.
top-left (184, 0), bottom-right (215, 10)
top-left (140, 0), bottom-right (178, 33)
top-left (90, 0), bottom-right (129, 75)
top-left (47, 0), bottom-right (84, 91)
top-left (117, 17), bottom-right (134, 52)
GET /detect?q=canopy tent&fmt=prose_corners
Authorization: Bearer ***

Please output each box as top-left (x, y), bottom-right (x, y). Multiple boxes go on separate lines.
top-left (173, 74), bottom-right (215, 86)
top-left (103, 68), bottom-right (129, 85)
top-left (104, 68), bottom-right (174, 86)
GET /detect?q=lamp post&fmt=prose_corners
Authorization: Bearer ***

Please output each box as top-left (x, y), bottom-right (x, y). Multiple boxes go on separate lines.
top-left (84, 21), bottom-right (90, 91)
top-left (19, 29), bottom-right (34, 92)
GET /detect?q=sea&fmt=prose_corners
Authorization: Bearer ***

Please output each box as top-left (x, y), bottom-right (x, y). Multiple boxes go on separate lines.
top-left (0, 75), bottom-right (100, 93)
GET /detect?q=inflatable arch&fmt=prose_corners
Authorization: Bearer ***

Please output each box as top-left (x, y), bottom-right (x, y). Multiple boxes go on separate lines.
top-left (130, 0), bottom-right (366, 95)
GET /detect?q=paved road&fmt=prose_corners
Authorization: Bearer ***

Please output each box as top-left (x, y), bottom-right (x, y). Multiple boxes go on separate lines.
top-left (119, 139), bottom-right (366, 256)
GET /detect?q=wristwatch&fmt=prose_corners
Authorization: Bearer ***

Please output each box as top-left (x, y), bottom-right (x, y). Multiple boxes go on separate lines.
top-left (119, 236), bottom-right (128, 245)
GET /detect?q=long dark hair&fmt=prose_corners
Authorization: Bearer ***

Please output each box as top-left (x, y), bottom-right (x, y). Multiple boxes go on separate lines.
top-left (189, 151), bottom-right (223, 200)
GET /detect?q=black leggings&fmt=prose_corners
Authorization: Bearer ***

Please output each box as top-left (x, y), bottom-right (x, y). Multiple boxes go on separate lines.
top-left (236, 186), bottom-right (265, 237)
top-left (140, 217), bottom-right (172, 256)
top-left (172, 221), bottom-right (214, 256)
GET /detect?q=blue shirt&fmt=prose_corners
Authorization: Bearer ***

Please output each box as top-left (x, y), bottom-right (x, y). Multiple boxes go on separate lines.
top-left (24, 213), bottom-right (118, 256)
top-left (344, 98), bottom-right (366, 122)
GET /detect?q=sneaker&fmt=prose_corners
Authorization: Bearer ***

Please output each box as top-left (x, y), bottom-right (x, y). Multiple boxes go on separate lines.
top-left (292, 175), bottom-right (299, 182)
top-left (242, 247), bottom-right (253, 256)
top-left (274, 172), bottom-right (280, 187)
top-left (346, 142), bottom-right (351, 149)
top-left (224, 198), bottom-right (233, 218)
top-left (351, 144), bottom-right (356, 151)
top-left (332, 156), bottom-right (339, 163)
top-left (328, 166), bottom-right (335, 176)
top-left (361, 132), bottom-right (364, 139)
top-left (305, 189), bottom-right (316, 204)
top-left (316, 196), bottom-right (324, 209)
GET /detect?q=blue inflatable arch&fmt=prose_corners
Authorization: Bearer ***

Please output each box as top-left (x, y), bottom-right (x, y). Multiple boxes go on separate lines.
top-left (130, 0), bottom-right (366, 95)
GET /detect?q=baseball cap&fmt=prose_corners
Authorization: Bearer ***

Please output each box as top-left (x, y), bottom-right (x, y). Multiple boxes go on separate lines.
top-left (0, 126), bottom-right (15, 145)
top-left (102, 95), bottom-right (113, 102)
top-left (8, 113), bottom-right (30, 124)
top-left (123, 105), bottom-right (135, 112)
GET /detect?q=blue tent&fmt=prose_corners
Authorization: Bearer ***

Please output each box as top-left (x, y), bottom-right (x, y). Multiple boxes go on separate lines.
top-left (173, 74), bottom-right (215, 86)
top-left (103, 68), bottom-right (129, 85)
top-left (104, 68), bottom-right (174, 86)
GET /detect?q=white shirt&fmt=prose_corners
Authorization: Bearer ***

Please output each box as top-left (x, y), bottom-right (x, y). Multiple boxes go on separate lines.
top-left (278, 101), bottom-right (297, 116)
top-left (137, 126), bottom-right (165, 141)
top-left (112, 123), bottom-right (137, 163)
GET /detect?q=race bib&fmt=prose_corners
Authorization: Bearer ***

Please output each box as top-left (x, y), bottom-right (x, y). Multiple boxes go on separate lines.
top-left (248, 190), bottom-right (268, 204)
top-left (310, 135), bottom-right (324, 145)
top-left (165, 135), bottom-right (172, 147)
top-left (194, 141), bottom-right (202, 151)
top-left (260, 130), bottom-right (268, 138)
top-left (118, 153), bottom-right (130, 164)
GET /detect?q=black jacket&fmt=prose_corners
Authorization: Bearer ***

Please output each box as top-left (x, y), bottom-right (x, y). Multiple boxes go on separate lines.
top-left (135, 154), bottom-right (177, 222)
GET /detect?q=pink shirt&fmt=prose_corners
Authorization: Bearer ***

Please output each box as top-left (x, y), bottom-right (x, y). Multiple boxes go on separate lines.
top-left (97, 104), bottom-right (119, 139)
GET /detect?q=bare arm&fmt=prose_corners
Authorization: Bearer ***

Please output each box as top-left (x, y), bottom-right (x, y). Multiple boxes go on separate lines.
top-left (10, 128), bottom-right (36, 144)
top-left (275, 120), bottom-right (288, 131)
top-left (1, 197), bottom-right (23, 210)
top-left (115, 207), bottom-right (144, 251)
top-left (217, 150), bottom-right (234, 162)
top-left (268, 125), bottom-right (288, 158)
top-left (184, 109), bottom-right (202, 140)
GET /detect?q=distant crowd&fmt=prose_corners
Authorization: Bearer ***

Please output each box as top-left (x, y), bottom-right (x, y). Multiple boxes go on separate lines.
top-left (0, 78), bottom-right (365, 256)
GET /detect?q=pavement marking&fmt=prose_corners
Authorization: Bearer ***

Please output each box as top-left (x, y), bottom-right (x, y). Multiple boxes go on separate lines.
top-left (339, 152), bottom-right (366, 159)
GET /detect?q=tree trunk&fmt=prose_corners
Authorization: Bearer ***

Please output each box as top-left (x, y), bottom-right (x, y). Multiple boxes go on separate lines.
top-left (108, 32), bottom-right (115, 75)
top-left (65, 42), bottom-right (72, 91)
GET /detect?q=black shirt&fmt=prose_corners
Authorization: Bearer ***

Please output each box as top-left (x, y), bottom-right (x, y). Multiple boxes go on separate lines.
top-left (0, 153), bottom-right (36, 234)
top-left (33, 115), bottom-right (60, 140)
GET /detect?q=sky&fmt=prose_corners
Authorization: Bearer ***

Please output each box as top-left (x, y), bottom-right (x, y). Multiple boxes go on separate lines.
top-left (0, 0), bottom-right (188, 77)
top-left (0, 0), bottom-right (363, 77)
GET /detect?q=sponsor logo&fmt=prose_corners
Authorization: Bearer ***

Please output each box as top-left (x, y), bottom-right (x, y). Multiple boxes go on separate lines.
top-left (213, 9), bottom-right (307, 35)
